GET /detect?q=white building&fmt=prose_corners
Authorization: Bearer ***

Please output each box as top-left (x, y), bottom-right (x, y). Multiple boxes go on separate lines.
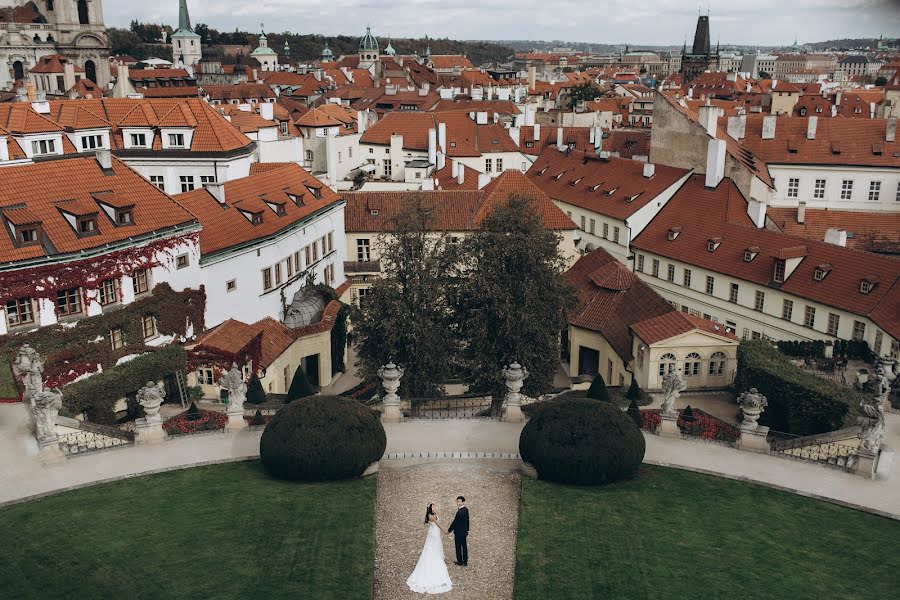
top-left (171, 0), bottom-right (201, 67)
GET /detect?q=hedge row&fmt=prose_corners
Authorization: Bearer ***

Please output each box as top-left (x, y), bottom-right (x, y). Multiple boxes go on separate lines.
top-left (734, 340), bottom-right (861, 436)
top-left (62, 345), bottom-right (187, 424)
top-left (776, 340), bottom-right (826, 358)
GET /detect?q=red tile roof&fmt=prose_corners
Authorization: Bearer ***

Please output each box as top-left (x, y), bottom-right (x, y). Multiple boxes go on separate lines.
top-left (632, 311), bottom-right (738, 346)
top-left (433, 161), bottom-right (481, 191)
top-left (29, 54), bottom-right (84, 74)
top-left (192, 317), bottom-right (295, 368)
top-left (429, 55), bottom-right (476, 70)
top-left (174, 163), bottom-right (342, 256)
top-left (360, 111), bottom-right (520, 157)
top-left (476, 170), bottom-right (576, 229)
top-left (527, 147), bottom-right (690, 220)
top-left (0, 156), bottom-right (197, 264)
top-left (767, 207), bottom-right (900, 254)
top-left (295, 107), bottom-right (342, 127)
top-left (631, 174), bottom-right (900, 332)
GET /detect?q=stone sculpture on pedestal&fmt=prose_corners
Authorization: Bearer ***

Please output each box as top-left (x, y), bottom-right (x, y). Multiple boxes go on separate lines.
top-left (135, 381), bottom-right (167, 443)
top-left (32, 388), bottom-right (63, 445)
top-left (219, 363), bottom-right (249, 431)
top-left (660, 370), bottom-right (686, 418)
top-left (858, 370), bottom-right (887, 454)
top-left (501, 361), bottom-right (528, 423)
top-left (378, 362), bottom-right (404, 423)
top-left (737, 388), bottom-right (768, 431)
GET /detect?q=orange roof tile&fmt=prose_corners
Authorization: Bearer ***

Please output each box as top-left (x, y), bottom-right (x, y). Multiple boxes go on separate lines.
top-left (767, 207), bottom-right (900, 254)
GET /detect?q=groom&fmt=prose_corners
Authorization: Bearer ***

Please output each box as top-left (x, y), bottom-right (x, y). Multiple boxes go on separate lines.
top-left (447, 495), bottom-right (469, 566)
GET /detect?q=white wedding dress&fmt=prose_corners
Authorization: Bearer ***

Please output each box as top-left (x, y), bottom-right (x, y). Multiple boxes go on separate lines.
top-left (406, 521), bottom-right (453, 594)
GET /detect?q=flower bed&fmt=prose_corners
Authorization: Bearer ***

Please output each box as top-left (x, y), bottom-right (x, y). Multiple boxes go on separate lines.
top-left (677, 409), bottom-right (740, 444)
top-left (245, 413), bottom-right (274, 426)
top-left (640, 410), bottom-right (661, 432)
top-left (163, 409), bottom-right (227, 436)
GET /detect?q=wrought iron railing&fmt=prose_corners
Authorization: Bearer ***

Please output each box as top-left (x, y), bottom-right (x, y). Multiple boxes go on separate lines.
top-left (405, 396), bottom-right (495, 420)
top-left (768, 429), bottom-right (859, 471)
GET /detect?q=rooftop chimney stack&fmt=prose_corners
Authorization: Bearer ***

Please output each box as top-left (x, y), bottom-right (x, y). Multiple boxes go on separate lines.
top-left (705, 138), bottom-right (726, 188)
top-left (428, 127), bottom-right (437, 166)
top-left (556, 126), bottom-right (565, 150)
top-left (698, 104), bottom-right (718, 138)
top-left (887, 117), bottom-right (897, 143)
top-left (438, 122), bottom-right (447, 154)
top-left (806, 116), bottom-right (817, 140)
top-left (0, 135), bottom-right (9, 162)
top-left (457, 163), bottom-right (465, 185)
top-left (643, 163), bottom-right (655, 178)
top-left (528, 66), bottom-right (536, 89)
top-left (452, 160), bottom-right (459, 178)
top-left (533, 123), bottom-right (541, 141)
top-left (207, 182), bottom-right (226, 205)
top-left (797, 201), bottom-right (806, 224)
top-left (761, 115), bottom-right (777, 140)
top-left (95, 149), bottom-right (112, 170)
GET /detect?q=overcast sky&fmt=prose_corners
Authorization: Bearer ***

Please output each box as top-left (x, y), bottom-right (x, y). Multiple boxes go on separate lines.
top-left (104, 0), bottom-right (900, 47)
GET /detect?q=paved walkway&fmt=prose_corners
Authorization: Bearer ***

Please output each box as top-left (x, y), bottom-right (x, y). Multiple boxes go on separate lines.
top-left (1, 403), bottom-right (898, 517)
top-left (374, 461), bottom-right (519, 600)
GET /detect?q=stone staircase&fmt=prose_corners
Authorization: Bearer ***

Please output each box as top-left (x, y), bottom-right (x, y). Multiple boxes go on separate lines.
top-left (769, 427), bottom-right (860, 470)
top-left (55, 416), bottom-right (135, 457)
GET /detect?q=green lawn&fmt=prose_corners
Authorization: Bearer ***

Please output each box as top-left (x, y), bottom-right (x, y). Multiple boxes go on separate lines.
top-left (0, 462), bottom-right (375, 600)
top-left (516, 466), bottom-right (900, 600)
top-left (0, 359), bottom-right (17, 398)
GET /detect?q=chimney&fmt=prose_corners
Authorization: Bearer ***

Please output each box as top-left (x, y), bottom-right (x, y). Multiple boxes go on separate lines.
top-left (886, 117), bottom-right (897, 143)
top-left (589, 128), bottom-right (595, 144)
top-left (761, 115), bottom-right (777, 139)
top-left (26, 82), bottom-right (36, 102)
top-left (206, 182), bottom-right (226, 205)
top-left (643, 162), bottom-right (655, 178)
top-left (556, 127), bottom-right (564, 150)
top-left (63, 61), bottom-right (76, 92)
top-left (509, 126), bottom-right (520, 147)
top-left (824, 228), bottom-right (848, 247)
top-left (259, 102), bottom-right (274, 121)
top-left (252, 68), bottom-right (258, 82)
top-left (95, 149), bottom-right (112, 170)
top-left (0, 135), bottom-right (8, 162)
top-left (747, 200), bottom-right (767, 229)
top-left (436, 151), bottom-right (446, 171)
top-left (528, 66), bottom-right (536, 89)
top-left (831, 104), bottom-right (838, 118)
top-left (452, 160), bottom-right (459, 178)
top-left (705, 138), bottom-right (726, 188)
top-left (726, 115), bottom-right (746, 140)
top-left (806, 116), bottom-right (817, 140)
top-left (357, 109), bottom-right (368, 136)
top-left (477, 173), bottom-right (491, 189)
top-left (797, 201), bottom-right (806, 224)
top-left (726, 71), bottom-right (737, 82)
top-left (428, 128), bottom-right (437, 166)
top-left (476, 111), bottom-right (488, 125)
top-left (533, 122), bottom-right (541, 141)
top-left (457, 163), bottom-right (465, 185)
top-left (698, 104), bottom-right (718, 137)
top-left (835, 91), bottom-right (842, 106)
top-left (437, 121), bottom-right (447, 154)
top-left (16, 87), bottom-right (27, 102)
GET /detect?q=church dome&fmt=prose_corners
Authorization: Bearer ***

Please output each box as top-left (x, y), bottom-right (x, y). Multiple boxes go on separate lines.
top-left (359, 26), bottom-right (379, 52)
top-left (322, 43), bottom-right (334, 59)
top-left (384, 42), bottom-right (396, 56)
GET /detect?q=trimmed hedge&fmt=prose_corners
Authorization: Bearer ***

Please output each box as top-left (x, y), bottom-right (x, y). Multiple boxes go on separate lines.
top-left (776, 340), bottom-right (826, 359)
top-left (734, 340), bottom-right (861, 436)
top-left (260, 395), bottom-right (386, 481)
top-left (285, 366), bottom-right (316, 403)
top-left (586, 375), bottom-right (611, 402)
top-left (246, 375), bottom-right (267, 405)
top-left (63, 345), bottom-right (187, 425)
top-left (519, 398), bottom-right (645, 485)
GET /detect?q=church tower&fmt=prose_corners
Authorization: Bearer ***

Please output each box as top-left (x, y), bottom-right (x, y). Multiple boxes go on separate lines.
top-left (358, 26), bottom-right (379, 68)
top-left (171, 0), bottom-right (202, 67)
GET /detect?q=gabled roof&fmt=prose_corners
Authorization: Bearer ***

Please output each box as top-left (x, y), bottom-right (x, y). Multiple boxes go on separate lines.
top-left (174, 164), bottom-right (342, 256)
top-left (54, 104), bottom-right (110, 130)
top-left (360, 111), bottom-right (521, 157)
top-left (767, 207), bottom-right (900, 254)
top-left (429, 55), bottom-right (476, 70)
top-left (295, 108), bottom-right (342, 127)
top-left (0, 104), bottom-right (64, 135)
top-left (476, 170), bottom-right (576, 229)
top-left (527, 147), bottom-right (691, 221)
top-left (191, 317), bottom-right (297, 369)
top-left (631, 311), bottom-right (738, 346)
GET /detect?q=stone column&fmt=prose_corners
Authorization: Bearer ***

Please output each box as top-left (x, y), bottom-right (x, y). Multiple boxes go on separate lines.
top-left (378, 362), bottom-right (404, 423)
top-left (134, 381), bottom-right (167, 444)
top-left (737, 388), bottom-right (770, 453)
top-left (501, 361), bottom-right (528, 423)
top-left (219, 363), bottom-right (248, 432)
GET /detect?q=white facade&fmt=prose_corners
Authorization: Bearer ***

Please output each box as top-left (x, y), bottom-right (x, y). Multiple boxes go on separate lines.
top-left (768, 164), bottom-right (900, 212)
top-left (200, 203), bottom-right (347, 328)
top-left (124, 156), bottom-right (254, 195)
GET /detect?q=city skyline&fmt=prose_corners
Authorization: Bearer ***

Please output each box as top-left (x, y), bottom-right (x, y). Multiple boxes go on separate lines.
top-left (105, 0), bottom-right (900, 48)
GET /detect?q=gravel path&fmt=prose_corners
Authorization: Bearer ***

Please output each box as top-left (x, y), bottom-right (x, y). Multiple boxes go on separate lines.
top-left (374, 461), bottom-right (521, 600)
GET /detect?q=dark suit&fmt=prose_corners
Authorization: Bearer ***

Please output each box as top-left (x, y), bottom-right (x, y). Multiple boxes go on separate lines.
top-left (447, 506), bottom-right (469, 565)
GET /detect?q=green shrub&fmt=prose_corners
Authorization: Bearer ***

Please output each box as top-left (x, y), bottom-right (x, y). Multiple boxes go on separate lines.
top-left (246, 375), bottom-right (267, 405)
top-left (186, 385), bottom-right (204, 404)
top-left (260, 395), bottom-right (386, 481)
top-left (626, 379), bottom-right (642, 400)
top-left (185, 402), bottom-right (202, 420)
top-left (519, 398), bottom-right (645, 485)
top-left (734, 340), bottom-right (861, 436)
top-left (331, 303), bottom-right (350, 375)
top-left (627, 397), bottom-right (642, 429)
top-left (285, 366), bottom-right (316, 404)
top-left (682, 405), bottom-right (695, 422)
top-left (586, 375), bottom-right (611, 402)
top-left (250, 409), bottom-right (265, 426)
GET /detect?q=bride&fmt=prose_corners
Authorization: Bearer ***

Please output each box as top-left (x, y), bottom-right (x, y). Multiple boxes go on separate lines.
top-left (406, 503), bottom-right (453, 594)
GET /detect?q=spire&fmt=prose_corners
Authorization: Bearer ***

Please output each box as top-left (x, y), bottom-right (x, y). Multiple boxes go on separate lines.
top-left (178, 0), bottom-right (192, 32)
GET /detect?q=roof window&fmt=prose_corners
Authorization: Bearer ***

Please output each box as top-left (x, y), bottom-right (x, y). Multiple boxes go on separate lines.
top-left (707, 237), bottom-right (722, 252)
top-left (667, 227), bottom-right (682, 241)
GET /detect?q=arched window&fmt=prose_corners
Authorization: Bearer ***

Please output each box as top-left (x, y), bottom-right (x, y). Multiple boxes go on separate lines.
top-left (13, 60), bottom-right (24, 81)
top-left (84, 59), bottom-right (96, 83)
top-left (684, 352), bottom-right (702, 378)
top-left (658, 353), bottom-right (677, 377)
top-left (77, 0), bottom-right (89, 25)
top-left (708, 352), bottom-right (727, 376)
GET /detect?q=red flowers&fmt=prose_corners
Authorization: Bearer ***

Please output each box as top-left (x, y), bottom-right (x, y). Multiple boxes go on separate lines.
top-left (163, 409), bottom-right (228, 435)
top-left (677, 410), bottom-right (740, 443)
top-left (640, 410), bottom-right (661, 432)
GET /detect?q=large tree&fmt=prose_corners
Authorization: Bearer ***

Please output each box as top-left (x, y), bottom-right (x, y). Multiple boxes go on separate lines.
top-left (453, 195), bottom-right (575, 405)
top-left (353, 195), bottom-right (460, 399)
top-left (567, 82), bottom-right (601, 109)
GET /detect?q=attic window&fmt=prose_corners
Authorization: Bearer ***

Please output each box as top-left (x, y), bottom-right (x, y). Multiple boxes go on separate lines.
top-left (773, 260), bottom-right (786, 283)
top-left (627, 193), bottom-right (641, 203)
top-left (116, 208), bottom-right (133, 225)
top-left (525, 141), bottom-right (534, 148)
top-left (590, 183), bottom-right (603, 192)
top-left (287, 193), bottom-right (304, 206)
top-left (305, 184), bottom-right (322, 199)
top-left (814, 264), bottom-right (832, 281)
top-left (240, 209), bottom-right (263, 224)
top-left (744, 248), bottom-right (759, 262)
top-left (872, 142), bottom-right (883, 156)
top-left (606, 187), bottom-right (619, 196)
top-left (16, 225), bottom-right (40, 246)
top-left (449, 142), bottom-right (457, 148)
top-left (370, 209), bottom-right (379, 216)
top-left (265, 201), bottom-right (286, 216)
top-left (707, 237), bottom-right (722, 252)
top-left (554, 172), bottom-right (565, 180)
top-left (570, 177), bottom-right (583, 186)
top-left (492, 139), bottom-right (499, 145)
top-left (831, 142), bottom-right (841, 155)
top-left (667, 227), bottom-right (682, 241)
top-left (787, 139), bottom-right (798, 154)
top-left (77, 216), bottom-right (98, 236)
top-left (860, 277), bottom-right (878, 294)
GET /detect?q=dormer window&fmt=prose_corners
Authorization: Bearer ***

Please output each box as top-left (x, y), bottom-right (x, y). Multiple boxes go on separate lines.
top-left (77, 216), bottom-right (98, 236)
top-left (251, 212), bottom-right (263, 224)
top-left (831, 142), bottom-right (841, 155)
top-left (305, 184), bottom-right (322, 199)
top-left (814, 264), bottom-right (832, 281)
top-left (707, 237), bottom-right (722, 252)
top-left (80, 135), bottom-right (103, 151)
top-left (860, 276), bottom-right (879, 294)
top-left (287, 193), bottom-right (304, 207)
top-left (16, 225), bottom-right (40, 245)
top-left (130, 133), bottom-right (148, 147)
top-left (31, 139), bottom-right (56, 156)
top-left (116, 208), bottom-right (133, 225)
top-left (266, 201), bottom-right (286, 216)
top-left (773, 260), bottom-right (785, 283)
top-left (370, 209), bottom-right (379, 216)
top-left (667, 227), bottom-right (681, 241)
top-left (744, 247), bottom-right (759, 262)
top-left (168, 133), bottom-right (186, 148)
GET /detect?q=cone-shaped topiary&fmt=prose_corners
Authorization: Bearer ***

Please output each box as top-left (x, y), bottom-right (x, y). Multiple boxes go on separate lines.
top-left (682, 405), bottom-right (695, 422)
top-left (519, 398), bottom-right (645, 485)
top-left (260, 395), bottom-right (386, 481)
top-left (185, 401), bottom-right (202, 420)
top-left (586, 374), bottom-right (611, 402)
top-left (285, 366), bottom-right (316, 404)
top-left (626, 378), bottom-right (642, 400)
top-left (250, 409), bottom-right (265, 426)
top-left (627, 397), bottom-right (642, 429)
top-left (246, 374), bottom-right (267, 405)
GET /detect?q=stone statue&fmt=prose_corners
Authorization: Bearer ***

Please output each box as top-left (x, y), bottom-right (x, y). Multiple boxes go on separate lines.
top-left (32, 387), bottom-right (63, 444)
top-left (14, 345), bottom-right (44, 403)
top-left (660, 370), bottom-right (686, 418)
top-left (136, 381), bottom-right (166, 424)
top-left (377, 362), bottom-right (404, 422)
top-left (857, 390), bottom-right (885, 455)
top-left (737, 387), bottom-right (768, 431)
top-left (502, 361), bottom-right (529, 406)
top-left (219, 363), bottom-right (248, 415)
top-left (874, 367), bottom-right (890, 405)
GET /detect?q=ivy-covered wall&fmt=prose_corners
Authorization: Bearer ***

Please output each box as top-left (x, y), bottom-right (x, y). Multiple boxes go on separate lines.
top-left (0, 283), bottom-right (205, 392)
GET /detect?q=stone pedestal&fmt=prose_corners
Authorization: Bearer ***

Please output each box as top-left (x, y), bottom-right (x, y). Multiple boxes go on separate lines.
top-left (659, 414), bottom-right (679, 438)
top-left (381, 402), bottom-right (403, 423)
top-left (856, 449), bottom-right (879, 479)
top-left (225, 411), bottom-right (248, 432)
top-left (134, 418), bottom-right (166, 444)
top-left (502, 403), bottom-right (523, 423)
top-left (738, 426), bottom-right (770, 453)
top-left (362, 461), bottom-right (380, 477)
top-left (39, 441), bottom-right (65, 463)
top-left (520, 461), bottom-right (539, 479)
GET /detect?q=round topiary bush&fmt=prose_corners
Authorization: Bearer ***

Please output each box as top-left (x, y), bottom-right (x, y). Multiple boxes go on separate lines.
top-left (260, 395), bottom-right (386, 481)
top-left (519, 398), bottom-right (645, 485)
